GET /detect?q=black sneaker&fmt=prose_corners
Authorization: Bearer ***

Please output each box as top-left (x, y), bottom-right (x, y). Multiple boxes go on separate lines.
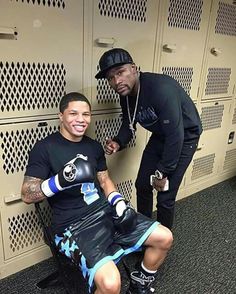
top-left (126, 270), bottom-right (156, 294)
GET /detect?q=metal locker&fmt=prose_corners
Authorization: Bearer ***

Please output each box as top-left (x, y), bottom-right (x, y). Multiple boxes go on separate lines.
top-left (184, 100), bottom-right (232, 189)
top-left (86, 111), bottom-right (147, 208)
top-left (85, 0), bottom-right (160, 110)
top-left (200, 0), bottom-right (236, 101)
top-left (155, 0), bottom-right (212, 102)
top-left (222, 97), bottom-right (236, 175)
top-left (0, 118), bottom-right (59, 277)
top-left (0, 0), bottom-right (84, 122)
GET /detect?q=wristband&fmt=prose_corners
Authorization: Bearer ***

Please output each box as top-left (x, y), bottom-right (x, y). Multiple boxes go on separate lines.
top-left (108, 191), bottom-right (124, 206)
top-left (41, 175), bottom-right (62, 197)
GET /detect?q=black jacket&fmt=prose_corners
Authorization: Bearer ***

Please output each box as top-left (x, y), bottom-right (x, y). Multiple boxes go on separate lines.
top-left (114, 72), bottom-right (202, 175)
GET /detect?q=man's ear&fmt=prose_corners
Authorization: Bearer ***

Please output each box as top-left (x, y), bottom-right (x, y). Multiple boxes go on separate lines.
top-left (58, 112), bottom-right (63, 122)
top-left (131, 63), bottom-right (138, 73)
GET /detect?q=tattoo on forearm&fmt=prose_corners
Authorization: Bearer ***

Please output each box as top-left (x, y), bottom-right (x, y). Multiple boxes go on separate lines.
top-left (97, 170), bottom-right (116, 195)
top-left (97, 170), bottom-right (109, 183)
top-left (22, 176), bottom-right (45, 202)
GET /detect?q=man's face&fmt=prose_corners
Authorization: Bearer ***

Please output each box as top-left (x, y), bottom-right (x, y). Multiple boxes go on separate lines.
top-left (59, 101), bottom-right (91, 142)
top-left (106, 64), bottom-right (138, 96)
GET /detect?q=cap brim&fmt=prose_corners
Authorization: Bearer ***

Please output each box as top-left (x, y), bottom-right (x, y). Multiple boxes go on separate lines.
top-left (95, 62), bottom-right (131, 79)
top-left (95, 69), bottom-right (108, 79)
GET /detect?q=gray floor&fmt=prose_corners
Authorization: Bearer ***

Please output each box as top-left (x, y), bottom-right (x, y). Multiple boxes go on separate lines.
top-left (1, 177), bottom-right (236, 294)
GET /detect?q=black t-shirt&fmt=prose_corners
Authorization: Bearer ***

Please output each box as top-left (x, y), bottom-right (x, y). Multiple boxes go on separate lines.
top-left (25, 132), bottom-right (108, 233)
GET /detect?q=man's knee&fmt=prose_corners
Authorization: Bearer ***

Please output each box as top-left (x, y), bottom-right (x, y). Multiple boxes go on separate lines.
top-left (148, 224), bottom-right (173, 250)
top-left (95, 268), bottom-right (121, 294)
top-left (160, 225), bottom-right (173, 249)
top-left (101, 278), bottom-right (121, 294)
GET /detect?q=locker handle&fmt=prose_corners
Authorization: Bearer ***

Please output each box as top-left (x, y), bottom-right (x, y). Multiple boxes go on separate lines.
top-left (196, 142), bottom-right (204, 151)
top-left (4, 194), bottom-right (21, 203)
top-left (95, 38), bottom-right (116, 46)
top-left (163, 44), bottom-right (176, 52)
top-left (210, 47), bottom-right (222, 56)
top-left (0, 26), bottom-right (17, 40)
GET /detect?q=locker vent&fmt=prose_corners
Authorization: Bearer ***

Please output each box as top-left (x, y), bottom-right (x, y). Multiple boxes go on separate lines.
top-left (117, 179), bottom-right (133, 202)
top-left (191, 153), bottom-right (215, 181)
top-left (161, 67), bottom-right (193, 95)
top-left (98, 0), bottom-right (147, 22)
top-left (205, 68), bottom-right (231, 96)
top-left (0, 125), bottom-right (58, 175)
top-left (97, 78), bottom-right (120, 104)
top-left (223, 149), bottom-right (236, 170)
top-left (0, 62), bottom-right (66, 114)
top-left (200, 105), bottom-right (224, 131)
top-left (232, 107), bottom-right (236, 124)
top-left (7, 205), bottom-right (51, 255)
top-left (167, 0), bottom-right (203, 30)
top-left (215, 2), bottom-right (236, 36)
top-left (95, 116), bottom-right (136, 149)
top-left (11, 0), bottom-right (65, 9)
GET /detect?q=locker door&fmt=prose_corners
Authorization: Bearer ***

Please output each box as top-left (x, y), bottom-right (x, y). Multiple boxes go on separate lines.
top-left (0, 0), bottom-right (84, 121)
top-left (86, 111), bottom-right (147, 208)
top-left (185, 99), bottom-right (232, 187)
top-left (222, 98), bottom-right (236, 175)
top-left (200, 0), bottom-right (236, 101)
top-left (87, 0), bottom-right (160, 110)
top-left (0, 118), bottom-right (59, 277)
top-left (156, 0), bottom-right (212, 102)
top-left (0, 0), bottom-right (84, 278)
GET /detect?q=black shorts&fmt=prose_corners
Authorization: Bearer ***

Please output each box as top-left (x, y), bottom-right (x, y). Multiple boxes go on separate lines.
top-left (54, 202), bottom-right (159, 291)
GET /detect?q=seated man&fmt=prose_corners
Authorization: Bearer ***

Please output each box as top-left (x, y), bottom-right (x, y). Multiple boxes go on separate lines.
top-left (21, 92), bottom-right (173, 294)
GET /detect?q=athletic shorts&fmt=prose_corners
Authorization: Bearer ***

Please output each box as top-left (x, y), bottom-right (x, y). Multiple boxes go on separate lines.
top-left (54, 202), bottom-right (159, 292)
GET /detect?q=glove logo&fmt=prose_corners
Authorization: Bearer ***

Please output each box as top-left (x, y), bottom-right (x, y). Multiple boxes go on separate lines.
top-left (63, 163), bottom-right (77, 182)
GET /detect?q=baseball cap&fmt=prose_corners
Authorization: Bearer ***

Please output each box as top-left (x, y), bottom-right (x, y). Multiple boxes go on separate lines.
top-left (95, 48), bottom-right (133, 79)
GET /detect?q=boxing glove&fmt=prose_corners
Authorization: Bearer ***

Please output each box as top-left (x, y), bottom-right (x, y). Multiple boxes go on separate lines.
top-left (108, 192), bottom-right (137, 234)
top-left (41, 156), bottom-right (95, 197)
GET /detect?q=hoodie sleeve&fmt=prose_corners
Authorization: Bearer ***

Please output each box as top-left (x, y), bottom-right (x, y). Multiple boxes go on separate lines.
top-left (155, 84), bottom-right (184, 175)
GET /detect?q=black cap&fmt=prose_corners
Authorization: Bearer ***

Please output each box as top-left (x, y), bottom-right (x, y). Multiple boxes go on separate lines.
top-left (95, 48), bottom-right (133, 79)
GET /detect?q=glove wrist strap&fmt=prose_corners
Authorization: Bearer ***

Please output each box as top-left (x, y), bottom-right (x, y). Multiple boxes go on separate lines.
top-left (41, 175), bottom-right (63, 197)
top-left (108, 191), bottom-right (124, 206)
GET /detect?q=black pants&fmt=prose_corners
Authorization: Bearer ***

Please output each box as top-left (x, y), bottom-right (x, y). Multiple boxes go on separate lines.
top-left (135, 135), bottom-right (199, 229)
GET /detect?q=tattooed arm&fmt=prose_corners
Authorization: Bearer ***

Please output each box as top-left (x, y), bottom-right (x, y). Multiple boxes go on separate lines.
top-left (21, 176), bottom-right (46, 204)
top-left (97, 170), bottom-right (117, 197)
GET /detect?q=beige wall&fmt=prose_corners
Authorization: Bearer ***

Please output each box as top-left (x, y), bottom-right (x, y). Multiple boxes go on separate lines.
top-left (0, 0), bottom-right (236, 278)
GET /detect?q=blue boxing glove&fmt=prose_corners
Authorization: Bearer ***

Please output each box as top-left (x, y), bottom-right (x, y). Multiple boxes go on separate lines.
top-left (41, 155), bottom-right (95, 197)
top-left (108, 192), bottom-right (137, 234)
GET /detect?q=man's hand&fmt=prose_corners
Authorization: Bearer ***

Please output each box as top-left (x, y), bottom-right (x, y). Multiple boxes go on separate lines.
top-left (152, 177), bottom-right (169, 192)
top-left (108, 192), bottom-right (137, 233)
top-left (105, 138), bottom-right (120, 155)
top-left (41, 156), bottom-right (95, 197)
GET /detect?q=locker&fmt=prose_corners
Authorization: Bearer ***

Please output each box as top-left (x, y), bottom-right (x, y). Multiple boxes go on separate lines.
top-left (155, 0), bottom-right (212, 101)
top-left (86, 0), bottom-right (160, 110)
top-left (200, 0), bottom-right (236, 101)
top-left (0, 0), bottom-right (84, 121)
top-left (185, 99), bottom-right (232, 187)
top-left (87, 111), bottom-right (147, 208)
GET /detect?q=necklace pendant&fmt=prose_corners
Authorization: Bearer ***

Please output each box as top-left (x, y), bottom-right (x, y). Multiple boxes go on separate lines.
top-left (129, 123), bottom-right (135, 131)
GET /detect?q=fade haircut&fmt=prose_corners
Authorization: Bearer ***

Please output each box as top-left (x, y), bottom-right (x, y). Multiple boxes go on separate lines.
top-left (59, 92), bottom-right (91, 113)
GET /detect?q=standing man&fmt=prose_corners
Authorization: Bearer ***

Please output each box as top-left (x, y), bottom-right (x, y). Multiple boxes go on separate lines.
top-left (95, 48), bottom-right (202, 230)
top-left (21, 92), bottom-right (173, 294)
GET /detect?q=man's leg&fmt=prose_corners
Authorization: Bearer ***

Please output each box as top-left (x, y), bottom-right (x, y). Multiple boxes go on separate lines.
top-left (135, 149), bottom-right (158, 218)
top-left (94, 260), bottom-right (121, 294)
top-left (156, 139), bottom-right (199, 229)
top-left (127, 224), bottom-right (173, 293)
